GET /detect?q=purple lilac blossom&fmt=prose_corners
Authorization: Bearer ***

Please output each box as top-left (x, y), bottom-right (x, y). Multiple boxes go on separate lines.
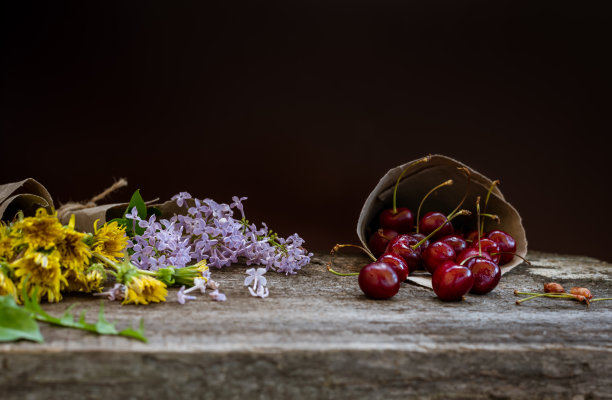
top-left (177, 286), bottom-right (197, 305)
top-left (128, 193), bottom-right (313, 275)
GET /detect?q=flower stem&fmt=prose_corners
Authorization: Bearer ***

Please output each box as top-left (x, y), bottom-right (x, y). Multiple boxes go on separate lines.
top-left (92, 253), bottom-right (120, 271)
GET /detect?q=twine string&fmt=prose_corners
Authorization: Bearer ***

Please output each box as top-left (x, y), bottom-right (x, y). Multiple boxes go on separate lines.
top-left (57, 178), bottom-right (128, 221)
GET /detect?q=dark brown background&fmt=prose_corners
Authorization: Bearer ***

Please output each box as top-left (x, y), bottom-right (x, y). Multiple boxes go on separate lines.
top-left (1, 2), bottom-right (610, 261)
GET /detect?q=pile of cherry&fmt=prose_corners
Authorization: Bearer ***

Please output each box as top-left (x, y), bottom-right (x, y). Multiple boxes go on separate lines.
top-left (328, 158), bottom-right (520, 302)
top-left (364, 204), bottom-right (517, 301)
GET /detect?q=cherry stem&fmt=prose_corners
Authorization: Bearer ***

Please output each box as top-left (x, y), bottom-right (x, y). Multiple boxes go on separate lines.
top-left (491, 252), bottom-right (532, 266)
top-left (391, 155), bottom-right (431, 214)
top-left (448, 167), bottom-right (471, 218)
top-left (480, 213), bottom-right (500, 224)
top-left (376, 228), bottom-right (395, 241)
top-left (326, 243), bottom-right (375, 277)
top-left (459, 254), bottom-right (482, 266)
top-left (411, 209), bottom-right (471, 250)
top-left (476, 196), bottom-right (482, 256)
top-left (591, 298), bottom-right (612, 302)
top-left (515, 291), bottom-right (572, 297)
top-left (481, 180), bottom-right (500, 233)
top-left (513, 291), bottom-right (590, 306)
top-left (326, 267), bottom-right (359, 277)
top-left (331, 243), bottom-right (376, 261)
top-left (415, 179), bottom-right (454, 233)
top-left (515, 294), bottom-right (548, 304)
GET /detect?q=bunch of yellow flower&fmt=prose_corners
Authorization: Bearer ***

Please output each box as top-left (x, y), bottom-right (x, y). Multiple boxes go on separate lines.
top-left (0, 207), bottom-right (215, 306)
top-left (0, 209), bottom-right (129, 303)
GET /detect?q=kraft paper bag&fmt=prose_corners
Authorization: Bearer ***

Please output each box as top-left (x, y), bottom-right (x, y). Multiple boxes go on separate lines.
top-left (0, 179), bottom-right (54, 221)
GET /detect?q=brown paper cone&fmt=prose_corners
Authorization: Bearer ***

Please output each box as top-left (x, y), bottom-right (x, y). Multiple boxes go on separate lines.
top-left (357, 154), bottom-right (528, 289)
top-left (0, 178), bottom-right (54, 221)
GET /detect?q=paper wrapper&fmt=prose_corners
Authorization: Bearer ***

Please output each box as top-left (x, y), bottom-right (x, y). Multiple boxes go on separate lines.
top-left (0, 179), bottom-right (54, 221)
top-left (0, 179), bottom-right (185, 233)
top-left (357, 154), bottom-right (528, 289)
top-left (57, 200), bottom-right (186, 233)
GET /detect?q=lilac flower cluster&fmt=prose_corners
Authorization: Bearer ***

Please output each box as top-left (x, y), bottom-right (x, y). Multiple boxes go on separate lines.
top-left (126, 193), bottom-right (312, 275)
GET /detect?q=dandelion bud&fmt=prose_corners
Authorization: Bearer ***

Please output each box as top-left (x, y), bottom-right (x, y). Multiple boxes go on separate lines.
top-left (544, 282), bottom-right (565, 293)
top-left (570, 287), bottom-right (593, 300)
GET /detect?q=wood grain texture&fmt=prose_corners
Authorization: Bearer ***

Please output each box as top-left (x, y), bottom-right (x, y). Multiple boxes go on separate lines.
top-left (1, 251), bottom-right (611, 399)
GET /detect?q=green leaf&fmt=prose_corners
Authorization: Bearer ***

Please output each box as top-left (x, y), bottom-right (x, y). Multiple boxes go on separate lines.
top-left (125, 190), bottom-right (147, 220)
top-left (0, 296), bottom-right (43, 343)
top-left (94, 303), bottom-right (119, 335)
top-left (119, 319), bottom-right (148, 343)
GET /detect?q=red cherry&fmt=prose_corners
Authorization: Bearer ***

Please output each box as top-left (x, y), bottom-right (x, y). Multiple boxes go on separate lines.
top-left (368, 228), bottom-right (399, 258)
top-left (358, 261), bottom-right (401, 299)
top-left (422, 241), bottom-right (456, 274)
top-left (438, 234), bottom-right (467, 254)
top-left (464, 230), bottom-right (479, 245)
top-left (432, 262), bottom-right (474, 301)
top-left (469, 259), bottom-right (501, 294)
top-left (456, 247), bottom-right (492, 268)
top-left (379, 207), bottom-right (414, 234)
top-left (486, 230), bottom-right (517, 265)
top-left (378, 252), bottom-right (409, 281)
top-left (410, 232), bottom-right (430, 253)
top-left (471, 238), bottom-right (501, 264)
top-left (418, 211), bottom-right (454, 240)
top-left (385, 234), bottom-right (421, 272)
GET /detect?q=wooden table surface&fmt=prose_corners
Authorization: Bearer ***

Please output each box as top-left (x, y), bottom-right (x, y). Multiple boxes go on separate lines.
top-left (1, 251), bottom-right (611, 400)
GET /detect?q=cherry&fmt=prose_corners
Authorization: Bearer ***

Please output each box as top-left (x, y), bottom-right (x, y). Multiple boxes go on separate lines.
top-left (378, 155), bottom-right (430, 234)
top-left (379, 208), bottom-right (414, 234)
top-left (410, 233), bottom-right (430, 253)
top-left (464, 230), bottom-right (480, 245)
top-left (469, 259), bottom-right (501, 294)
top-left (438, 234), bottom-right (467, 254)
top-left (418, 211), bottom-right (454, 240)
top-left (486, 230), bottom-right (517, 265)
top-left (422, 241), bottom-right (456, 274)
top-left (456, 247), bottom-right (492, 268)
top-left (385, 234), bottom-right (421, 272)
top-left (378, 252), bottom-right (409, 281)
top-left (368, 228), bottom-right (399, 258)
top-left (432, 262), bottom-right (474, 301)
top-left (387, 210), bottom-right (471, 272)
top-left (471, 238), bottom-right (501, 264)
top-left (358, 261), bottom-right (400, 299)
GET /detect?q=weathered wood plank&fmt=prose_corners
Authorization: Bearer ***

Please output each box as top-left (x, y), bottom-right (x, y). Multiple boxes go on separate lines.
top-left (1, 251), bottom-right (611, 399)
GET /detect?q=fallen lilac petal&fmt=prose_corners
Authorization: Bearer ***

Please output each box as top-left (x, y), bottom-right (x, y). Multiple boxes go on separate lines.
top-left (209, 289), bottom-right (227, 302)
top-left (177, 285), bottom-right (197, 305)
top-left (93, 283), bottom-right (126, 301)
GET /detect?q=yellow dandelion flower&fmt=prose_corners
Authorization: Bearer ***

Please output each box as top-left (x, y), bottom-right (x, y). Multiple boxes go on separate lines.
top-left (13, 250), bottom-right (66, 303)
top-left (85, 268), bottom-right (106, 292)
top-left (123, 274), bottom-right (167, 305)
top-left (58, 215), bottom-right (91, 271)
top-left (62, 267), bottom-right (105, 293)
top-left (0, 266), bottom-right (18, 302)
top-left (0, 223), bottom-right (15, 261)
top-left (12, 208), bottom-right (64, 250)
top-left (92, 219), bottom-right (129, 261)
top-left (194, 259), bottom-right (209, 274)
